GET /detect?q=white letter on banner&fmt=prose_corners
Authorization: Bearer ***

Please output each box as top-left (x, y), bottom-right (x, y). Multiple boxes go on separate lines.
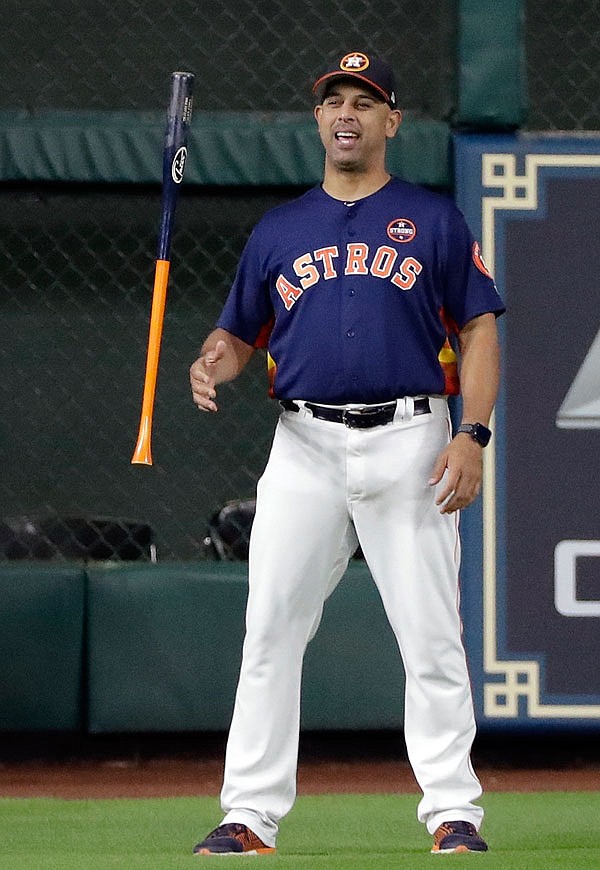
top-left (554, 540), bottom-right (600, 617)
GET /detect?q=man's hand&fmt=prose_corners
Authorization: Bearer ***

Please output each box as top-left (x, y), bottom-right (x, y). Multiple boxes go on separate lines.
top-left (189, 328), bottom-right (254, 412)
top-left (428, 312), bottom-right (500, 513)
top-left (190, 340), bottom-right (228, 412)
top-left (428, 434), bottom-right (483, 514)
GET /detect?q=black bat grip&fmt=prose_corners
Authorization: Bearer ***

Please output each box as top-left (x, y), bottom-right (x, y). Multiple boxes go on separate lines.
top-left (157, 71), bottom-right (195, 261)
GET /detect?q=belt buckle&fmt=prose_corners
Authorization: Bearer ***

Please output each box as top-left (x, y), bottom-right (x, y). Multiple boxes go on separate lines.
top-left (342, 406), bottom-right (374, 428)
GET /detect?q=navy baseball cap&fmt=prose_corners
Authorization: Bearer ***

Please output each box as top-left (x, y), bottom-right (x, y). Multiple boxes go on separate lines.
top-left (313, 52), bottom-right (397, 108)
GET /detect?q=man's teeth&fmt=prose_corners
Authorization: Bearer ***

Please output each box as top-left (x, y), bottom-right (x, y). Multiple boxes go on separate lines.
top-left (336, 132), bottom-right (357, 139)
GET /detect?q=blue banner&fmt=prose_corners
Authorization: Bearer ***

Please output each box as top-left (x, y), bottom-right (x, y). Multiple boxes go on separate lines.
top-left (455, 133), bottom-right (600, 729)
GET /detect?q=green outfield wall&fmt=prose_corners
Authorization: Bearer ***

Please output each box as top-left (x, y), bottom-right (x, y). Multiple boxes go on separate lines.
top-left (0, 562), bottom-right (404, 733)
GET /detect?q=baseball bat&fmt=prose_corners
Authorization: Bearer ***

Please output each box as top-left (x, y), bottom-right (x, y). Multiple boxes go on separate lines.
top-left (131, 71), bottom-right (195, 465)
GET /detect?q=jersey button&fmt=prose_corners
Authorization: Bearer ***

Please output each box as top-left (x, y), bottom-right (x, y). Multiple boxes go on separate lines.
top-left (349, 289), bottom-right (356, 296)
top-left (346, 328), bottom-right (355, 338)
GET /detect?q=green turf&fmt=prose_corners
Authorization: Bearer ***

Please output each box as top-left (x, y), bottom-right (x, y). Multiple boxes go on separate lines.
top-left (0, 792), bottom-right (598, 869)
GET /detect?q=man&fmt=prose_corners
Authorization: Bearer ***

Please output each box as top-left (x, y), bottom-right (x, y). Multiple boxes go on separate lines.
top-left (190, 51), bottom-right (504, 856)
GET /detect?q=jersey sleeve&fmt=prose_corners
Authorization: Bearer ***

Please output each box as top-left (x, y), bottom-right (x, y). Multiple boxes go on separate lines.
top-left (441, 205), bottom-right (506, 329)
top-left (216, 226), bottom-right (275, 346)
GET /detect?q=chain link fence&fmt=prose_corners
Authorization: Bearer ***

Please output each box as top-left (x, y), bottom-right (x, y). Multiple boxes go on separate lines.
top-left (5, 0), bottom-right (598, 128)
top-left (1, 184), bottom-right (293, 561)
top-left (1, 0), bottom-right (455, 117)
top-left (525, 0), bottom-right (600, 130)
top-left (1, 0), bottom-right (599, 561)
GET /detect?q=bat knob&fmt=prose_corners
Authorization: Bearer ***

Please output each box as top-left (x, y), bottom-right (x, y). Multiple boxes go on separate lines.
top-left (131, 416), bottom-right (153, 465)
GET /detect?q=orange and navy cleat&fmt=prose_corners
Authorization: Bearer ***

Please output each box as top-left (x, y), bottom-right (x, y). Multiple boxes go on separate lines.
top-left (193, 823), bottom-right (276, 856)
top-left (431, 820), bottom-right (488, 853)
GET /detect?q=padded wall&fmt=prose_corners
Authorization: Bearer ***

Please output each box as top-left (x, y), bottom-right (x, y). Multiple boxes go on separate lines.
top-left (0, 564), bottom-right (86, 731)
top-left (85, 562), bottom-right (405, 733)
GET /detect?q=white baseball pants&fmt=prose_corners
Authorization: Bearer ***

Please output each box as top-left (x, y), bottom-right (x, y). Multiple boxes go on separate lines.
top-left (219, 397), bottom-right (483, 846)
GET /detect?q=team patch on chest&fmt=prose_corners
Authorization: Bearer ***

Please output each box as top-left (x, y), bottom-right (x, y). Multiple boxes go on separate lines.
top-left (275, 243), bottom-right (423, 311)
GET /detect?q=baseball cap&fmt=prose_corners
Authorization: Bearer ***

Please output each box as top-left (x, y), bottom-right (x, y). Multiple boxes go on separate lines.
top-left (313, 51), bottom-right (397, 108)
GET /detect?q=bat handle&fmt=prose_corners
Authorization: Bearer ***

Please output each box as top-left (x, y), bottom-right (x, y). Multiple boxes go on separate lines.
top-left (131, 259), bottom-right (171, 465)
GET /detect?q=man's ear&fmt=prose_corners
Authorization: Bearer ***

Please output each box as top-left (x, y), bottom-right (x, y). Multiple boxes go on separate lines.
top-left (386, 109), bottom-right (403, 139)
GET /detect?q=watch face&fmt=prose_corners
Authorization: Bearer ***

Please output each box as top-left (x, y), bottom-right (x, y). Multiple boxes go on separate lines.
top-left (458, 423), bottom-right (491, 446)
top-left (472, 423), bottom-right (491, 446)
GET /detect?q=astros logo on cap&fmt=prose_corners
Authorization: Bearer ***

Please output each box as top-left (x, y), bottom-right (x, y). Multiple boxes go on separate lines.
top-left (340, 52), bottom-right (370, 73)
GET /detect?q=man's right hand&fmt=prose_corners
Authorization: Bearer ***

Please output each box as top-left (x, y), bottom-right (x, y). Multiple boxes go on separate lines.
top-left (190, 339), bottom-right (228, 412)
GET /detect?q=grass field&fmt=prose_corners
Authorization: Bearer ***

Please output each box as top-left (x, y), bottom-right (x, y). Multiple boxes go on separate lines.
top-left (1, 792), bottom-right (598, 869)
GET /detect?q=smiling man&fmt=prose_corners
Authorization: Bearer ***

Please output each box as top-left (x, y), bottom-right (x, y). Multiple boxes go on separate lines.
top-left (313, 55), bottom-right (402, 184)
top-left (190, 51), bottom-right (505, 856)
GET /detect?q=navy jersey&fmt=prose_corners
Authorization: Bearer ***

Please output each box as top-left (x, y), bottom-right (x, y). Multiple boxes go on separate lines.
top-left (216, 177), bottom-right (505, 403)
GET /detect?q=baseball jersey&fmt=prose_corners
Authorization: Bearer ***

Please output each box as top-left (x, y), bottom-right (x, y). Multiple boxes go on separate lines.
top-left (216, 177), bottom-right (505, 404)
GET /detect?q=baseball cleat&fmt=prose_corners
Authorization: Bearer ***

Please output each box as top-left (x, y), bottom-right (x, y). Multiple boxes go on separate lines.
top-left (193, 823), bottom-right (276, 856)
top-left (431, 820), bottom-right (488, 853)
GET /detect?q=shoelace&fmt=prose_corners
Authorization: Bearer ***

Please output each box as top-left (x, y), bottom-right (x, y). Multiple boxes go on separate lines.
top-left (435, 821), bottom-right (477, 844)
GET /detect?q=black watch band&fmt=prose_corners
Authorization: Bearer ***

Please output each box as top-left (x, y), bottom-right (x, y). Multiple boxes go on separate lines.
top-left (455, 422), bottom-right (492, 447)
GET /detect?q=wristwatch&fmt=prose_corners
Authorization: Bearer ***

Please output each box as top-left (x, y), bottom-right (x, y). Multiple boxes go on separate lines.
top-left (455, 422), bottom-right (492, 447)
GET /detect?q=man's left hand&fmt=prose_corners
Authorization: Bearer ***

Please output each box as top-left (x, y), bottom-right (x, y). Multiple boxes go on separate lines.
top-left (428, 435), bottom-right (484, 514)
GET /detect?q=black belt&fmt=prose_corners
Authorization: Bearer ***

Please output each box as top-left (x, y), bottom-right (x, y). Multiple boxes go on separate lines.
top-left (279, 397), bottom-right (430, 429)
